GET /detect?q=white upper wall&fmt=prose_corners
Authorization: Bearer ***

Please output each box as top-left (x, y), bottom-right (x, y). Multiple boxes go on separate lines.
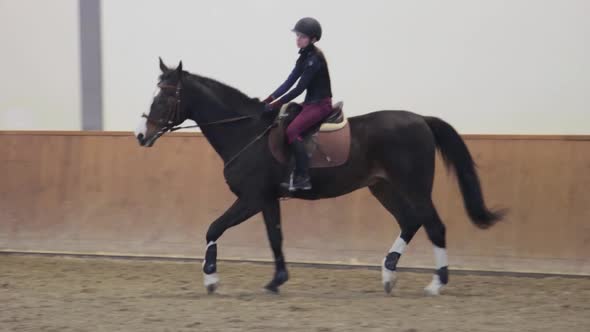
top-left (1, 0), bottom-right (588, 133)
top-left (0, 0), bottom-right (81, 130)
top-left (102, 0), bottom-right (590, 134)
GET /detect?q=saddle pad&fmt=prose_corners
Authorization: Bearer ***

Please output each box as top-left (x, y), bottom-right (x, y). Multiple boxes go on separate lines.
top-left (268, 121), bottom-right (351, 168)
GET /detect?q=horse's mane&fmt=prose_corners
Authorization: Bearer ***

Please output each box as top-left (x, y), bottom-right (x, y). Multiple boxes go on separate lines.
top-left (187, 72), bottom-right (263, 111)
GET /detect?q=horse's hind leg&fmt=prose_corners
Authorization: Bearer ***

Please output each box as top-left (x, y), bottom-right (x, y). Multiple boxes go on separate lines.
top-left (370, 155), bottom-right (449, 294)
top-left (369, 181), bottom-right (422, 294)
top-left (421, 202), bottom-right (449, 296)
top-left (371, 181), bottom-right (449, 296)
top-left (386, 194), bottom-right (449, 296)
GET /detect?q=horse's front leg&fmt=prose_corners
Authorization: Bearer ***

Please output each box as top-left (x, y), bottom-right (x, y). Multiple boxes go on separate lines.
top-left (203, 198), bottom-right (260, 294)
top-left (261, 199), bottom-right (288, 293)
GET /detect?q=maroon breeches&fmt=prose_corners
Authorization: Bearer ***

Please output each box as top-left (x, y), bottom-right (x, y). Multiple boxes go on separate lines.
top-left (286, 98), bottom-right (333, 143)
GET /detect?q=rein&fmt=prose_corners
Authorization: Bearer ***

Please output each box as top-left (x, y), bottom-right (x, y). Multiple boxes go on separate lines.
top-left (143, 82), bottom-right (274, 168)
top-left (142, 82), bottom-right (255, 132)
top-left (167, 114), bottom-right (254, 132)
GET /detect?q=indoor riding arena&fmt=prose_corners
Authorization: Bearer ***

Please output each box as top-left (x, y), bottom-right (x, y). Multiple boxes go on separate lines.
top-left (1, 1), bottom-right (589, 332)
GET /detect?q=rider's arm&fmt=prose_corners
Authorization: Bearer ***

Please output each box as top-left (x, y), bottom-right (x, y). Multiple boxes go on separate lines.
top-left (269, 61), bottom-right (305, 100)
top-left (276, 55), bottom-right (321, 104)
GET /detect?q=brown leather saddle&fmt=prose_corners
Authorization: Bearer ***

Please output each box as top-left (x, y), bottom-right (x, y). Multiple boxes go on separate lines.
top-left (268, 101), bottom-right (351, 168)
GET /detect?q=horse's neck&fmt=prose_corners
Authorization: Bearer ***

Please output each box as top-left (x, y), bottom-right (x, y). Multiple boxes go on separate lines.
top-left (185, 84), bottom-right (270, 163)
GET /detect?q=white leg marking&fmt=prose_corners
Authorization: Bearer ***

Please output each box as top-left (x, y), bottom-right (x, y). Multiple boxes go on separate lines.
top-left (134, 116), bottom-right (147, 138)
top-left (382, 257), bottom-right (397, 284)
top-left (203, 272), bottom-right (219, 287)
top-left (424, 274), bottom-right (443, 296)
top-left (424, 246), bottom-right (448, 295)
top-left (202, 259), bottom-right (219, 288)
top-left (382, 235), bottom-right (407, 291)
top-left (389, 235), bottom-right (407, 254)
top-left (434, 246), bottom-right (448, 269)
top-left (203, 241), bottom-right (218, 287)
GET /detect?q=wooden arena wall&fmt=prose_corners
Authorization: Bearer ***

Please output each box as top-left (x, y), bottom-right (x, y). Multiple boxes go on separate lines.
top-left (1, 131), bottom-right (589, 275)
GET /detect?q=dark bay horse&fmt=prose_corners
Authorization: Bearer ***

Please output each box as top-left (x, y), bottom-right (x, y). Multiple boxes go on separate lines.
top-left (135, 59), bottom-right (504, 295)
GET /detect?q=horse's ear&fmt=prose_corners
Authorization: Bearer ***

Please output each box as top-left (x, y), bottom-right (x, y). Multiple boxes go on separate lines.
top-left (176, 60), bottom-right (183, 74)
top-left (159, 57), bottom-right (168, 73)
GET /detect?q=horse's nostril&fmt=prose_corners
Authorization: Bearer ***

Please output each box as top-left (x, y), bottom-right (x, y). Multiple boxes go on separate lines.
top-left (137, 133), bottom-right (145, 145)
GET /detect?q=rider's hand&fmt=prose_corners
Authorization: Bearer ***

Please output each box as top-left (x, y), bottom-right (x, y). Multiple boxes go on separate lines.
top-left (264, 100), bottom-right (283, 113)
top-left (263, 103), bottom-right (274, 112)
top-left (262, 96), bottom-right (274, 104)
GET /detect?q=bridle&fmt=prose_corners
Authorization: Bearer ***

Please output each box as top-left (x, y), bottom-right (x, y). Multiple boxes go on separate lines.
top-left (143, 82), bottom-right (256, 132)
top-left (141, 81), bottom-right (275, 168)
top-left (141, 82), bottom-right (182, 133)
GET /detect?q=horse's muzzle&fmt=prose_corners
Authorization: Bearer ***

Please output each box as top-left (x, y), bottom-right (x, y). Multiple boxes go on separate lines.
top-left (137, 132), bottom-right (161, 147)
top-left (136, 133), bottom-right (147, 146)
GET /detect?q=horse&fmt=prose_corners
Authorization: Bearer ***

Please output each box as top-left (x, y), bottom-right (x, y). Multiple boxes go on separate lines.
top-left (135, 58), bottom-right (504, 296)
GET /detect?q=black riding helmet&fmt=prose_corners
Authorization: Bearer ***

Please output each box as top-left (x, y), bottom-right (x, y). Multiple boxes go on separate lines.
top-left (292, 17), bottom-right (322, 41)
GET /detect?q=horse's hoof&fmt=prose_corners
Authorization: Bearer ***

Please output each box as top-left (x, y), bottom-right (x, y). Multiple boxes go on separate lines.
top-left (382, 265), bottom-right (397, 295)
top-left (424, 286), bottom-right (440, 296)
top-left (207, 283), bottom-right (217, 295)
top-left (264, 284), bottom-right (280, 294)
top-left (384, 281), bottom-right (394, 294)
top-left (382, 275), bottom-right (397, 295)
top-left (424, 275), bottom-right (443, 296)
top-left (262, 270), bottom-right (288, 294)
top-left (203, 272), bottom-right (219, 295)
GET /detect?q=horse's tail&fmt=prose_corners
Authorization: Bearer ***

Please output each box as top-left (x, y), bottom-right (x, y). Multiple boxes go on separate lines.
top-left (424, 116), bottom-right (505, 229)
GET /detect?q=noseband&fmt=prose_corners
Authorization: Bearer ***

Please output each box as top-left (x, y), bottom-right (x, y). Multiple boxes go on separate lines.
top-left (142, 82), bottom-right (184, 130)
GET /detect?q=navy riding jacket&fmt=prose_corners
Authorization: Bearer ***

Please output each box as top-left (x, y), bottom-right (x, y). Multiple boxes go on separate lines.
top-left (271, 44), bottom-right (332, 104)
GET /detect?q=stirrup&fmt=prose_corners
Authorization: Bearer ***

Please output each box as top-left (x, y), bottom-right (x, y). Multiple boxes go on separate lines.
top-left (289, 173), bottom-right (312, 191)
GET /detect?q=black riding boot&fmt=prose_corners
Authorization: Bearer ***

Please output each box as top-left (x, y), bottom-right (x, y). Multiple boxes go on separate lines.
top-left (282, 140), bottom-right (311, 191)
